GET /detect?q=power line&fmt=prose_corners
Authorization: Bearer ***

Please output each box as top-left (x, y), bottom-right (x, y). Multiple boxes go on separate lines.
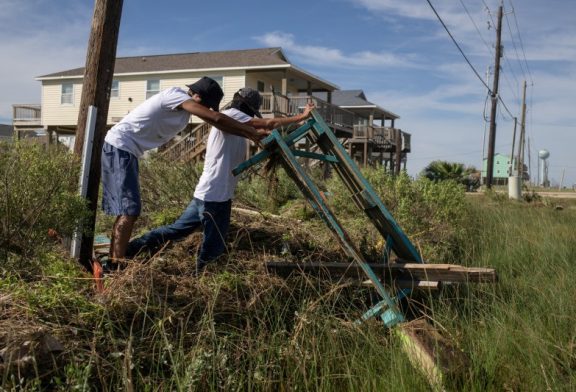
top-left (473, 0), bottom-right (522, 107)
top-left (426, 0), bottom-right (516, 120)
top-left (508, 0), bottom-right (534, 84)
top-left (425, 0), bottom-right (490, 92)
top-left (458, 0), bottom-right (492, 55)
top-left (459, 1), bottom-right (519, 104)
top-left (501, 61), bottom-right (520, 104)
top-left (503, 10), bottom-right (527, 81)
top-left (411, 143), bottom-right (513, 162)
top-left (482, 0), bottom-right (496, 29)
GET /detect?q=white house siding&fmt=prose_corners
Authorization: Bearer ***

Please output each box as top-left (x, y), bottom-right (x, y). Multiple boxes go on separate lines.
top-left (245, 73), bottom-right (298, 96)
top-left (40, 71), bottom-right (247, 128)
top-left (41, 79), bottom-right (83, 126)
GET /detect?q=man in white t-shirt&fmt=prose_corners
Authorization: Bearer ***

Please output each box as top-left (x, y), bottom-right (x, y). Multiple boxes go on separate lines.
top-left (100, 77), bottom-right (270, 271)
top-left (126, 88), bottom-right (314, 273)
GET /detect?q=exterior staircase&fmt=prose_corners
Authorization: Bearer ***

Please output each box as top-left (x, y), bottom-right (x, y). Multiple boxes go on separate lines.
top-left (158, 93), bottom-right (402, 166)
top-left (160, 121), bottom-right (212, 163)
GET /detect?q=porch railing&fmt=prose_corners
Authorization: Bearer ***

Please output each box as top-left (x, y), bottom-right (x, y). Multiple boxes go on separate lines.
top-left (161, 94), bottom-right (378, 162)
top-left (353, 125), bottom-right (396, 144)
top-left (12, 104), bottom-right (41, 126)
top-left (289, 96), bottom-right (355, 131)
top-left (260, 93), bottom-right (290, 116)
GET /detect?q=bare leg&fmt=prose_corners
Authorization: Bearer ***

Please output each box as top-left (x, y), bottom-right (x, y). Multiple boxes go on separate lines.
top-left (111, 215), bottom-right (138, 263)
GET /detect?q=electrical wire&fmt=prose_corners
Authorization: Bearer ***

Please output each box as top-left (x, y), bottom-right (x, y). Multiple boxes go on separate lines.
top-left (508, 0), bottom-right (534, 84)
top-left (425, 0), bottom-right (491, 92)
top-left (458, 0), bottom-right (492, 55)
top-left (460, 0), bottom-right (520, 105)
top-left (426, 0), bottom-right (516, 120)
top-left (477, 0), bottom-right (522, 106)
top-left (504, 10), bottom-right (528, 80)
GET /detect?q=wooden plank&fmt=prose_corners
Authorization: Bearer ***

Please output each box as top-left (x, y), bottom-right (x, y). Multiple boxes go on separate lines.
top-left (396, 319), bottom-right (470, 390)
top-left (266, 261), bottom-right (497, 283)
top-left (362, 279), bottom-right (441, 291)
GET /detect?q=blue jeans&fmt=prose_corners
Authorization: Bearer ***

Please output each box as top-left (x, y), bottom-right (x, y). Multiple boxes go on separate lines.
top-left (126, 198), bottom-right (232, 270)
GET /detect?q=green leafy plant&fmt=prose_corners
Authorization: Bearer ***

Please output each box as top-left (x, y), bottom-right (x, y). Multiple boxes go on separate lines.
top-left (0, 142), bottom-right (89, 273)
top-left (421, 160), bottom-right (480, 191)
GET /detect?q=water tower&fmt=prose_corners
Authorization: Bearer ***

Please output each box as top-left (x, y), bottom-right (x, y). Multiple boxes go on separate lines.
top-left (538, 149), bottom-right (550, 187)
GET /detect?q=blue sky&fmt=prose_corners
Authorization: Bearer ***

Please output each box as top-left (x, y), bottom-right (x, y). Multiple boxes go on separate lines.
top-left (1, 0), bottom-right (575, 185)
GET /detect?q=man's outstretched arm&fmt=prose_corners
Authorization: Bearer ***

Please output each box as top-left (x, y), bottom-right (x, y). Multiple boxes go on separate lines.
top-left (180, 100), bottom-right (269, 143)
top-left (248, 102), bottom-right (315, 130)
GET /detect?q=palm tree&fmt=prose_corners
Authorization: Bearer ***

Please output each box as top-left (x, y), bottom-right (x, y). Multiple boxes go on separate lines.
top-left (421, 161), bottom-right (479, 190)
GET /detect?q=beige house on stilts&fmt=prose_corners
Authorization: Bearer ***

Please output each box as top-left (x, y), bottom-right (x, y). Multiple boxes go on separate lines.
top-left (14, 47), bottom-right (411, 170)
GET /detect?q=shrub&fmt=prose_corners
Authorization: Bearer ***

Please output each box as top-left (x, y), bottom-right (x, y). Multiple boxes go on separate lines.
top-left (235, 168), bottom-right (302, 213)
top-left (0, 142), bottom-right (89, 274)
top-left (129, 155), bottom-right (203, 230)
top-left (325, 169), bottom-right (472, 262)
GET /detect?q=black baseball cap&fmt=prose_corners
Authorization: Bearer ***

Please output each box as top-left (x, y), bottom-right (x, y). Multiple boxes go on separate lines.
top-left (235, 87), bottom-right (263, 118)
top-left (186, 77), bottom-right (224, 112)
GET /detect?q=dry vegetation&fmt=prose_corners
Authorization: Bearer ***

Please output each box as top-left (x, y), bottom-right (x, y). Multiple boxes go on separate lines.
top-left (1, 144), bottom-right (575, 391)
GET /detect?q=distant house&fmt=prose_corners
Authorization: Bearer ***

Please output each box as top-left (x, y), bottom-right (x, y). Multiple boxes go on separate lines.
top-left (26, 47), bottom-right (411, 167)
top-left (331, 90), bottom-right (410, 172)
top-left (481, 153), bottom-right (529, 185)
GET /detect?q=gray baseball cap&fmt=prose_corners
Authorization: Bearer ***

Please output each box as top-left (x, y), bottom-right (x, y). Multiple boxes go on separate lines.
top-left (236, 88), bottom-right (263, 118)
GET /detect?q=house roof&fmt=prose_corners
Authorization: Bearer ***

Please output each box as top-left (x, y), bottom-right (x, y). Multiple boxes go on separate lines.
top-left (38, 47), bottom-right (291, 78)
top-left (331, 90), bottom-right (369, 107)
top-left (37, 47), bottom-right (338, 90)
top-left (331, 90), bottom-right (399, 120)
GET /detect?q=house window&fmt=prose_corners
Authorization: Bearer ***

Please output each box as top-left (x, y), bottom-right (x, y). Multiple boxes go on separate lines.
top-left (61, 83), bottom-right (73, 105)
top-left (111, 80), bottom-right (119, 98)
top-left (210, 76), bottom-right (223, 87)
top-left (257, 80), bottom-right (265, 92)
top-left (146, 79), bottom-right (160, 99)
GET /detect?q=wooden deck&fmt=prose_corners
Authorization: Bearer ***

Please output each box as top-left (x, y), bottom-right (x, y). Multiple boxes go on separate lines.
top-left (159, 94), bottom-right (404, 165)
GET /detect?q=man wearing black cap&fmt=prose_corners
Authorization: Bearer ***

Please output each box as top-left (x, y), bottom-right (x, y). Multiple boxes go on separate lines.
top-left (125, 87), bottom-right (314, 273)
top-left (100, 77), bottom-right (269, 269)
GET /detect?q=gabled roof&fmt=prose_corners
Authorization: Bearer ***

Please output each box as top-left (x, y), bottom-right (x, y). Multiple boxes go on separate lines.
top-left (331, 90), bottom-right (399, 120)
top-left (331, 90), bottom-right (369, 107)
top-left (36, 47), bottom-right (338, 90)
top-left (38, 47), bottom-right (291, 79)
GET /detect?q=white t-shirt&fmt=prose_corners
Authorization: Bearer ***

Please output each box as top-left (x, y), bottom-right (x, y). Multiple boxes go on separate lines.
top-left (104, 87), bottom-right (192, 157)
top-left (194, 108), bottom-right (250, 202)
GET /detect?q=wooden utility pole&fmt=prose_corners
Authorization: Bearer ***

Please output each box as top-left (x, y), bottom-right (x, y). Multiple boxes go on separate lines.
top-left (73, 0), bottom-right (124, 271)
top-left (517, 80), bottom-right (527, 180)
top-left (508, 117), bottom-right (517, 176)
top-left (394, 129), bottom-right (402, 175)
top-left (485, 5), bottom-right (503, 189)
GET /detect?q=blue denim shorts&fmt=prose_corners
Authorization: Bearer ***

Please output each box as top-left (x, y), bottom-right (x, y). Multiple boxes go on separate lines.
top-left (101, 142), bottom-right (141, 216)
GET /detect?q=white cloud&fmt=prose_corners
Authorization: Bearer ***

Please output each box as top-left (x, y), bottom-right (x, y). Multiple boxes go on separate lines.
top-left (0, 1), bottom-right (91, 122)
top-left (256, 31), bottom-right (416, 68)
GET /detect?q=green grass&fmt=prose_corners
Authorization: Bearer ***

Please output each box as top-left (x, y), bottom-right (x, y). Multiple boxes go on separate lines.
top-left (1, 151), bottom-right (575, 391)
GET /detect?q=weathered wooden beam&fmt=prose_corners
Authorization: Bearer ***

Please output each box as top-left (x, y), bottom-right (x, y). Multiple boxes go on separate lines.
top-left (396, 319), bottom-right (470, 390)
top-left (362, 279), bottom-right (441, 291)
top-left (266, 261), bottom-right (497, 284)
